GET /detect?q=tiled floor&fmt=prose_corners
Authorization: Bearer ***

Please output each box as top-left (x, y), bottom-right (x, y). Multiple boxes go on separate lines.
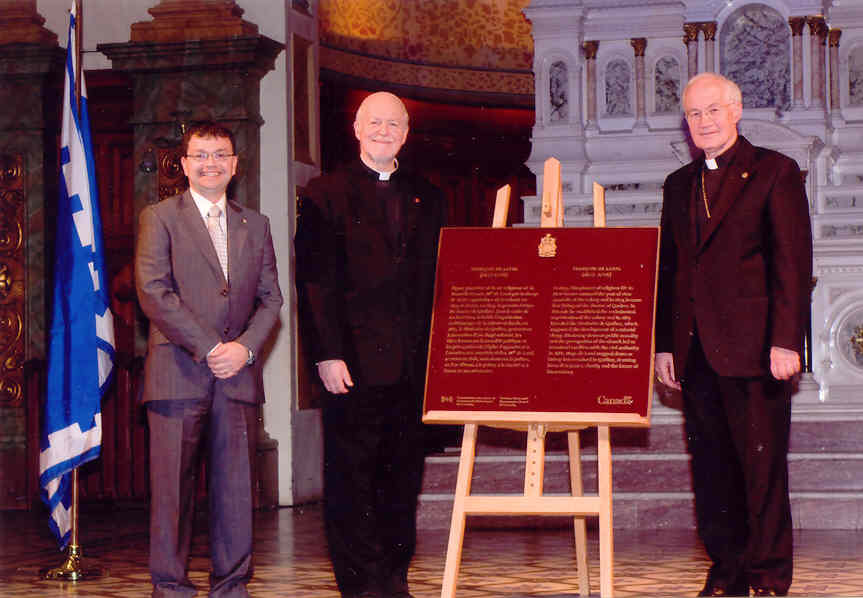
top-left (2, 504), bottom-right (863, 597)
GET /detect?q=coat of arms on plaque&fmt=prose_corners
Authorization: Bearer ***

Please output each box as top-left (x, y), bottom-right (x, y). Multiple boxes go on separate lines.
top-left (538, 233), bottom-right (557, 258)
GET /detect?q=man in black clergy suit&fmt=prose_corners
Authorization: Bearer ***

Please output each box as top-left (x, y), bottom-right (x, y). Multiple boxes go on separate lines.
top-left (655, 73), bottom-right (812, 597)
top-left (136, 122), bottom-right (283, 597)
top-left (295, 91), bottom-right (445, 598)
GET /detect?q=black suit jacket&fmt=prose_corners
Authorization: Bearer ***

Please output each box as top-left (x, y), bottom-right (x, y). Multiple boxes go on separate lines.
top-left (656, 136), bottom-right (812, 379)
top-left (295, 160), bottom-right (445, 389)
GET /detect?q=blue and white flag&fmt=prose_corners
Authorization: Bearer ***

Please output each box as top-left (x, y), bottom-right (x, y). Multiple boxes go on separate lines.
top-left (39, 2), bottom-right (115, 550)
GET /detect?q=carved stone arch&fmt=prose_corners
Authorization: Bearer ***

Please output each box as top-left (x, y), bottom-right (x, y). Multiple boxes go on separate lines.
top-left (718, 2), bottom-right (791, 110)
top-left (714, 0), bottom-right (793, 26)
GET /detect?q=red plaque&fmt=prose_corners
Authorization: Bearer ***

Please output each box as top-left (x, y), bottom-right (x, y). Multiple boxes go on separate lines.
top-left (423, 227), bottom-right (660, 426)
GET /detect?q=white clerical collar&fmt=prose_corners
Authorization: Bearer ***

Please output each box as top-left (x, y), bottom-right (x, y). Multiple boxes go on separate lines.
top-left (705, 158), bottom-right (718, 170)
top-left (373, 158), bottom-right (399, 181)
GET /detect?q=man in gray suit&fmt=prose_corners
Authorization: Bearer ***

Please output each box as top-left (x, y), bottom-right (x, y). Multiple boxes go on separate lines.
top-left (136, 122), bottom-right (282, 597)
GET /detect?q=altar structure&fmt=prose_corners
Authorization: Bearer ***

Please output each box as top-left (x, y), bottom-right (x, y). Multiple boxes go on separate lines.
top-left (504, 0), bottom-right (863, 528)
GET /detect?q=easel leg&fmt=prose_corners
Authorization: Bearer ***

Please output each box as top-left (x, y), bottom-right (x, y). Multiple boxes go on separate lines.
top-left (441, 423), bottom-right (478, 598)
top-left (568, 431), bottom-right (590, 597)
top-left (598, 425), bottom-right (614, 597)
top-left (525, 423), bottom-right (546, 496)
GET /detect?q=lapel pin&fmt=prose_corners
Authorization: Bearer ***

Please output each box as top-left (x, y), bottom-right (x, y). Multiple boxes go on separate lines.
top-left (242, 217), bottom-right (247, 224)
top-left (414, 197), bottom-right (421, 205)
top-left (741, 172), bottom-right (749, 179)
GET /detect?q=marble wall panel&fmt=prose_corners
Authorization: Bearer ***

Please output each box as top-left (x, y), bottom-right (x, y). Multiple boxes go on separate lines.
top-left (654, 56), bottom-right (680, 113)
top-left (720, 4), bottom-right (790, 111)
top-left (850, 46), bottom-right (863, 106)
top-left (550, 60), bottom-right (568, 122)
top-left (605, 59), bottom-right (632, 116)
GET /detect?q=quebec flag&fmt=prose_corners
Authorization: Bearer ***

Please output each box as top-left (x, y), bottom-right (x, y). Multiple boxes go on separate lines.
top-left (39, 2), bottom-right (115, 550)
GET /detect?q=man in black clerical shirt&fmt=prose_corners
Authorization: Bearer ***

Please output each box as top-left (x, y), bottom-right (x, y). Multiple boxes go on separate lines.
top-left (655, 73), bottom-right (812, 597)
top-left (295, 91), bottom-right (445, 598)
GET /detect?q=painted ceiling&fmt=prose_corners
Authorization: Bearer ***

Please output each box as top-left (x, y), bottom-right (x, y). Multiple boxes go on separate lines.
top-left (318, 0), bottom-right (535, 98)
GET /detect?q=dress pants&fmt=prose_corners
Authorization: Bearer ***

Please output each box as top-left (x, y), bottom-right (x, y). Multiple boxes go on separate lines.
top-left (682, 333), bottom-right (793, 593)
top-left (323, 382), bottom-right (426, 597)
top-left (147, 393), bottom-right (257, 598)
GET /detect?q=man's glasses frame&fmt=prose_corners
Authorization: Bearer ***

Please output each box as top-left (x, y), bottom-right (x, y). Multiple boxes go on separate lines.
top-left (184, 152), bottom-right (236, 162)
top-left (684, 102), bottom-right (736, 123)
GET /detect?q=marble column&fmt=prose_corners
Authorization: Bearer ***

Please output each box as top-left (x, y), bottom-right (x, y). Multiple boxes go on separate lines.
top-left (700, 22), bottom-right (717, 73)
top-left (100, 1), bottom-right (282, 215)
top-left (631, 37), bottom-right (647, 128)
top-left (829, 28), bottom-right (842, 117)
top-left (583, 41), bottom-right (599, 131)
top-left (789, 16), bottom-right (806, 109)
top-left (683, 23), bottom-right (699, 80)
top-left (808, 16), bottom-right (828, 110)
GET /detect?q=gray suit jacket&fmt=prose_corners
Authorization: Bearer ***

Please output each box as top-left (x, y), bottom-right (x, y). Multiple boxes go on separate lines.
top-left (135, 190), bottom-right (282, 403)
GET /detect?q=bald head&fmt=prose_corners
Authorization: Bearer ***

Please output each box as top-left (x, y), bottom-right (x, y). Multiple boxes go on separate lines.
top-left (354, 91), bottom-right (410, 172)
top-left (683, 72), bottom-right (742, 110)
top-left (355, 92), bottom-right (409, 127)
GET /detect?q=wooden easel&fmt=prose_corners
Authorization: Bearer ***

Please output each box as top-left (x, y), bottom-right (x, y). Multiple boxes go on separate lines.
top-left (440, 158), bottom-right (616, 598)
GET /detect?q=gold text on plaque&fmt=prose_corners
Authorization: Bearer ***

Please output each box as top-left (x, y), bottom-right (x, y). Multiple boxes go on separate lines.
top-left (538, 233), bottom-right (557, 258)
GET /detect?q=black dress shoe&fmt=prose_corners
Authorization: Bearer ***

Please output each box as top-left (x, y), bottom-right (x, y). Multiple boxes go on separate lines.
top-left (698, 581), bottom-right (749, 597)
top-left (752, 588), bottom-right (786, 597)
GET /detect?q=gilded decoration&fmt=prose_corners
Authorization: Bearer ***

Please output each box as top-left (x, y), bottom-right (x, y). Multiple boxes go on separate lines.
top-left (158, 147), bottom-right (187, 200)
top-left (833, 306), bottom-right (863, 373)
top-left (683, 23), bottom-right (699, 44)
top-left (0, 193), bottom-right (23, 255)
top-left (788, 16), bottom-right (806, 37)
top-left (0, 154), bottom-right (24, 407)
top-left (699, 22), bottom-right (717, 42)
top-left (318, 0), bottom-right (533, 96)
top-left (538, 234), bottom-right (557, 258)
top-left (851, 323), bottom-right (863, 358)
top-left (807, 16), bottom-right (828, 42)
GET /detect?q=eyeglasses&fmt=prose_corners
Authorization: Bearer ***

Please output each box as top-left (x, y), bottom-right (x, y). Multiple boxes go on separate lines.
top-left (185, 152), bottom-right (235, 162)
top-left (684, 102), bottom-right (734, 122)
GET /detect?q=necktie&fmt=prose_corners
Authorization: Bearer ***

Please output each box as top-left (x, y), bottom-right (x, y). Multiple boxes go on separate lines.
top-left (207, 205), bottom-right (228, 279)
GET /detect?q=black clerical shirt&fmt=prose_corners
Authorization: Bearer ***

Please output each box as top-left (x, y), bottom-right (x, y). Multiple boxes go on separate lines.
top-left (696, 138), bottom-right (741, 242)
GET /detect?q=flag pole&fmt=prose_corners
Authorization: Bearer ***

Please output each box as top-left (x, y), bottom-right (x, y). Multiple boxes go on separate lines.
top-left (41, 468), bottom-right (103, 580)
top-left (69, 0), bottom-right (85, 571)
top-left (40, 1), bottom-right (106, 580)
top-left (74, 0), bottom-right (81, 112)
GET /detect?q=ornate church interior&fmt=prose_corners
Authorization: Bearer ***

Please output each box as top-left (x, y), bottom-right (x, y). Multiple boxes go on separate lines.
top-left (2, 0), bottom-right (863, 596)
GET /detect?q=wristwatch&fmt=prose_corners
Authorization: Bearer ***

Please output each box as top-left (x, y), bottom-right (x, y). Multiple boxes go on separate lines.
top-left (246, 348), bottom-right (255, 365)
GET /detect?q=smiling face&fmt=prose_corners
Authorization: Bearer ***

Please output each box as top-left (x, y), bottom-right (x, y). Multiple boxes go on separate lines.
top-left (354, 92), bottom-right (409, 171)
top-left (683, 76), bottom-right (742, 159)
top-left (181, 133), bottom-right (238, 202)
